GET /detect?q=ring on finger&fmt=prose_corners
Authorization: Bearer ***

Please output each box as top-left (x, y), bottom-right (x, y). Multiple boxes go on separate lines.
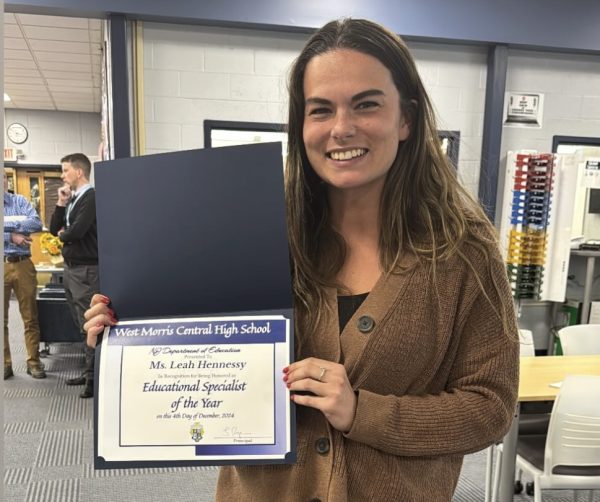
top-left (317, 366), bottom-right (327, 382)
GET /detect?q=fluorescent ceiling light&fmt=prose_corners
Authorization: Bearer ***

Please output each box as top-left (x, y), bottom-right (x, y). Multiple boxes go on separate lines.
top-left (4, 93), bottom-right (11, 102)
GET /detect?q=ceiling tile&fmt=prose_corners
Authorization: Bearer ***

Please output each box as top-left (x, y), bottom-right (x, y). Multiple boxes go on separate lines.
top-left (17, 14), bottom-right (90, 30)
top-left (90, 30), bottom-right (102, 43)
top-left (23, 26), bottom-right (91, 43)
top-left (5, 84), bottom-right (50, 94)
top-left (3, 68), bottom-right (42, 78)
top-left (4, 59), bottom-right (37, 69)
top-left (89, 19), bottom-right (102, 30)
top-left (54, 97), bottom-right (94, 105)
top-left (4, 76), bottom-right (45, 86)
top-left (5, 38), bottom-right (29, 50)
top-left (90, 42), bottom-right (103, 54)
top-left (4, 49), bottom-right (34, 61)
top-left (5, 13), bottom-right (105, 114)
top-left (41, 70), bottom-right (92, 80)
top-left (60, 103), bottom-right (96, 112)
top-left (9, 95), bottom-right (52, 103)
top-left (12, 101), bottom-right (56, 110)
top-left (29, 40), bottom-right (91, 54)
top-left (35, 51), bottom-right (91, 64)
top-left (37, 60), bottom-right (91, 73)
top-left (4, 24), bottom-right (23, 38)
top-left (52, 90), bottom-right (96, 100)
top-left (47, 79), bottom-right (93, 89)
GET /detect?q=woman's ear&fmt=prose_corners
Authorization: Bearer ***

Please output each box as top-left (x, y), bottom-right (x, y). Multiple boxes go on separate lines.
top-left (398, 99), bottom-right (417, 141)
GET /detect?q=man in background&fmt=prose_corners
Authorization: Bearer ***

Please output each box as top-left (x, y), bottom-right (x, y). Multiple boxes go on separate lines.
top-left (3, 171), bottom-right (46, 380)
top-left (50, 153), bottom-right (98, 398)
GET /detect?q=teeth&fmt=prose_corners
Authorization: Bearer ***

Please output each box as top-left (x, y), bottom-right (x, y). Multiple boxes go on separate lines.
top-left (330, 149), bottom-right (366, 161)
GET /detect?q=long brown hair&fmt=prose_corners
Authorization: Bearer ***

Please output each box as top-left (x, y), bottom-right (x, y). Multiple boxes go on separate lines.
top-left (286, 18), bottom-right (512, 336)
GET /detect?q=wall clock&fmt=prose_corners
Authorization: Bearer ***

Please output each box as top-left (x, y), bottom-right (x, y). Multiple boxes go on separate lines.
top-left (7, 123), bottom-right (29, 144)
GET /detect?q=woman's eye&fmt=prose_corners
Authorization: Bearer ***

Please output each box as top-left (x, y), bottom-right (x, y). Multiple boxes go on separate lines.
top-left (356, 101), bottom-right (380, 110)
top-left (307, 107), bottom-right (331, 116)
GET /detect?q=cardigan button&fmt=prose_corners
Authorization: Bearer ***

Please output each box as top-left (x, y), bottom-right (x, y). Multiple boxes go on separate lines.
top-left (315, 437), bottom-right (330, 454)
top-left (357, 315), bottom-right (375, 333)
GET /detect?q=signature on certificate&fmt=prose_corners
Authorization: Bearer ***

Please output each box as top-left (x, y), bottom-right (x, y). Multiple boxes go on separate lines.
top-left (223, 426), bottom-right (254, 438)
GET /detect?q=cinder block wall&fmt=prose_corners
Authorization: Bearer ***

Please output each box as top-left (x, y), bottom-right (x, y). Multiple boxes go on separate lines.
top-left (4, 109), bottom-right (101, 165)
top-left (142, 23), bottom-right (488, 197)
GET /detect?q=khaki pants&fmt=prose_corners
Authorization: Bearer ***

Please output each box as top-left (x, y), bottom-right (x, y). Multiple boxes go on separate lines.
top-left (4, 258), bottom-right (42, 369)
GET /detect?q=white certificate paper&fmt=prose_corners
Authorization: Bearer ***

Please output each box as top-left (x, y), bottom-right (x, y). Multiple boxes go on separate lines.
top-left (96, 314), bottom-right (294, 466)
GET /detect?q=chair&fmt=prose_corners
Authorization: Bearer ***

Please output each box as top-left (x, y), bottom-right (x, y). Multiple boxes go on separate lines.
top-left (492, 374), bottom-right (600, 502)
top-left (484, 329), bottom-right (538, 501)
top-left (558, 324), bottom-right (600, 355)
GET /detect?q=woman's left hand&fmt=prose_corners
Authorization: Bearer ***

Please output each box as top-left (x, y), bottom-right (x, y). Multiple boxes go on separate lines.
top-left (284, 357), bottom-right (357, 432)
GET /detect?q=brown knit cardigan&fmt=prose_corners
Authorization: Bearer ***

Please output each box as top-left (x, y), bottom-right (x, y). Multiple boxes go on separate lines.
top-left (216, 236), bottom-right (519, 501)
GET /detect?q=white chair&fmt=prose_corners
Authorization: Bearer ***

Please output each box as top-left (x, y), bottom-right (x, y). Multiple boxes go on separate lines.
top-left (492, 374), bottom-right (600, 502)
top-left (484, 329), bottom-right (536, 502)
top-left (518, 328), bottom-right (536, 357)
top-left (559, 324), bottom-right (600, 355)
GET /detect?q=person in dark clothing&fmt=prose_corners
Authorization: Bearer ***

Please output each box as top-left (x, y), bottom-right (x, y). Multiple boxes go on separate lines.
top-left (50, 153), bottom-right (99, 398)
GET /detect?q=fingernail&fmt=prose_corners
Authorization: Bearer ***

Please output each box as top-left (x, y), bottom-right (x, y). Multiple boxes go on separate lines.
top-left (282, 367), bottom-right (289, 373)
top-left (107, 308), bottom-right (115, 317)
top-left (286, 382), bottom-right (291, 389)
top-left (283, 375), bottom-right (288, 382)
top-left (110, 317), bottom-right (118, 324)
top-left (290, 394), bottom-right (295, 401)
top-left (100, 295), bottom-right (110, 304)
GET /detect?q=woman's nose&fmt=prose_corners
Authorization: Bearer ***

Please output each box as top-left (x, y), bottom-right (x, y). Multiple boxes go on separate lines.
top-left (330, 110), bottom-right (355, 140)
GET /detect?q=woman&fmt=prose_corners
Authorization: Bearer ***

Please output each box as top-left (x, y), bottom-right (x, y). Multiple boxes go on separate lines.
top-left (85, 18), bottom-right (519, 501)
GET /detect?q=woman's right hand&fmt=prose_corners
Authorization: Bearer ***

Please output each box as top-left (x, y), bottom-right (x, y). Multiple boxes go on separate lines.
top-left (83, 294), bottom-right (117, 347)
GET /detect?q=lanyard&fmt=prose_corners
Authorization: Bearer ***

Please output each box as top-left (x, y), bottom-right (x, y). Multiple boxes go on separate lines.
top-left (66, 185), bottom-right (92, 228)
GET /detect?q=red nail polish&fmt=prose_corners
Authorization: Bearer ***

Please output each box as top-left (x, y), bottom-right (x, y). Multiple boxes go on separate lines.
top-left (110, 317), bottom-right (118, 324)
top-left (283, 367), bottom-right (289, 373)
top-left (286, 382), bottom-right (291, 389)
top-left (283, 375), bottom-right (288, 382)
top-left (100, 296), bottom-right (110, 305)
top-left (107, 308), bottom-right (114, 316)
top-left (290, 394), bottom-right (295, 401)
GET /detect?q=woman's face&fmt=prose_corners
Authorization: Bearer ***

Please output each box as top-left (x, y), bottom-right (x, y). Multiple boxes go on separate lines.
top-left (302, 49), bottom-right (410, 196)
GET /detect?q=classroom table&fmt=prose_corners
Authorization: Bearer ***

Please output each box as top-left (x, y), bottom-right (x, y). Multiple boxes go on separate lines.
top-left (498, 355), bottom-right (600, 502)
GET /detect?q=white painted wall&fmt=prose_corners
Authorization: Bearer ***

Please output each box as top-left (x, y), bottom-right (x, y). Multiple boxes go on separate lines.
top-left (4, 109), bottom-right (101, 165)
top-left (142, 23), bottom-right (487, 197)
top-left (497, 50), bottom-right (600, 229)
top-left (408, 41), bottom-right (487, 196)
top-left (498, 50), bottom-right (600, 348)
top-left (142, 23), bottom-right (303, 154)
top-left (501, 50), bottom-right (600, 155)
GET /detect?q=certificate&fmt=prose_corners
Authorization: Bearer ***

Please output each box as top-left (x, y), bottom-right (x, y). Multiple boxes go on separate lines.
top-left (94, 143), bottom-right (295, 468)
top-left (96, 314), bottom-right (294, 467)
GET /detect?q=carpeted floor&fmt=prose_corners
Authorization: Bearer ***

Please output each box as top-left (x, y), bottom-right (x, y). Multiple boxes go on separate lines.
top-left (4, 299), bottom-right (599, 501)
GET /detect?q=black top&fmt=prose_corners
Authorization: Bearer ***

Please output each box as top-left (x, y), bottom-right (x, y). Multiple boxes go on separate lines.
top-left (49, 189), bottom-right (98, 265)
top-left (338, 292), bottom-right (369, 333)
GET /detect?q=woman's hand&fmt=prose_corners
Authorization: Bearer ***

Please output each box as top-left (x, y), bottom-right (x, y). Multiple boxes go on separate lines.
top-left (284, 357), bottom-right (357, 432)
top-left (83, 294), bottom-right (117, 347)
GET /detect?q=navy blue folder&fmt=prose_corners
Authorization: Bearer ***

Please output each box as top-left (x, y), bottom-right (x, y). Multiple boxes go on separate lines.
top-left (93, 142), bottom-right (296, 469)
top-left (94, 142), bottom-right (292, 319)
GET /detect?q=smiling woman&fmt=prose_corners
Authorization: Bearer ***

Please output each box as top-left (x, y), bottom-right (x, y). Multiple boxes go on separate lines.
top-left (215, 17), bottom-right (519, 502)
top-left (82, 16), bottom-right (520, 502)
